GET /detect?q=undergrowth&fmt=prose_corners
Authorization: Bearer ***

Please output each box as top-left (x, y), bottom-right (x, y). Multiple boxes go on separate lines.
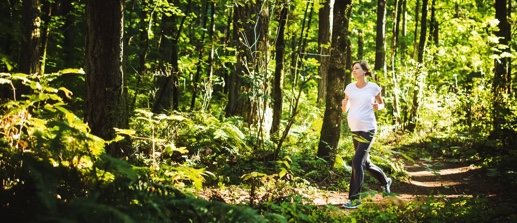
top-left (1, 72), bottom-right (517, 222)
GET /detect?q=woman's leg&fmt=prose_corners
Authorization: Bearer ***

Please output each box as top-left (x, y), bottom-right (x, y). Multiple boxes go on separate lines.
top-left (348, 130), bottom-right (389, 200)
top-left (364, 152), bottom-right (390, 185)
top-left (348, 131), bottom-right (372, 200)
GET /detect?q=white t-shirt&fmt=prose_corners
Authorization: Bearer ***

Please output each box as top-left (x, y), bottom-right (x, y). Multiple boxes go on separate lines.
top-left (344, 82), bottom-right (381, 131)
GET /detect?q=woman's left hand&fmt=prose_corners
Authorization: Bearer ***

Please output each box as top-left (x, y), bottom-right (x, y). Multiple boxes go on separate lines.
top-left (371, 102), bottom-right (384, 111)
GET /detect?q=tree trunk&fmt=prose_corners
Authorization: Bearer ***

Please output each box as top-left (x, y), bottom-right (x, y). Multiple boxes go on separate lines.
top-left (255, 0), bottom-right (270, 148)
top-left (417, 0), bottom-right (428, 63)
top-left (289, 1), bottom-right (313, 88)
top-left (317, 0), bottom-right (331, 105)
top-left (202, 1), bottom-right (216, 111)
top-left (413, 0), bottom-right (419, 60)
top-left (190, 1), bottom-right (210, 111)
top-left (492, 0), bottom-right (511, 134)
top-left (85, 0), bottom-right (129, 157)
top-left (346, 37), bottom-right (352, 85)
top-left (20, 0), bottom-right (41, 75)
top-left (374, 0), bottom-right (386, 71)
top-left (221, 4), bottom-right (233, 95)
top-left (317, 0), bottom-right (351, 165)
top-left (400, 0), bottom-right (407, 56)
top-left (390, 0), bottom-right (402, 127)
top-left (429, 0), bottom-right (438, 44)
top-left (297, 2), bottom-right (314, 75)
top-left (225, 3), bottom-right (250, 118)
top-left (39, 1), bottom-right (52, 75)
top-left (271, 1), bottom-right (289, 136)
top-left (407, 0), bottom-right (428, 132)
top-left (129, 0), bottom-right (149, 111)
top-left (153, 0), bottom-right (182, 113)
top-left (357, 29), bottom-right (364, 59)
top-left (61, 0), bottom-right (77, 67)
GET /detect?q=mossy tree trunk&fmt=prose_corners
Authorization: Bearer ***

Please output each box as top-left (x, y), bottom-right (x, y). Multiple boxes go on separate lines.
top-left (85, 0), bottom-right (129, 158)
top-left (317, 0), bottom-right (351, 165)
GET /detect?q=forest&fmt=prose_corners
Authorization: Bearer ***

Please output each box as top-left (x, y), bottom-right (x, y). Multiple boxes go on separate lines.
top-left (0, 0), bottom-right (516, 222)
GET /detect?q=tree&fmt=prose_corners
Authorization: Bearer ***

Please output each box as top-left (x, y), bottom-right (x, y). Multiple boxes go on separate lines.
top-left (491, 0), bottom-right (512, 135)
top-left (389, 0), bottom-right (403, 127)
top-left (406, 0), bottom-right (428, 132)
top-left (226, 1), bottom-right (269, 127)
top-left (271, 0), bottom-right (289, 136)
top-left (19, 0), bottom-right (41, 75)
top-left (153, 0), bottom-right (181, 113)
top-left (61, 0), bottom-right (78, 67)
top-left (429, 0), bottom-right (438, 44)
top-left (190, 1), bottom-right (210, 111)
top-left (317, 0), bottom-right (352, 164)
top-left (130, 0), bottom-right (151, 111)
top-left (317, 0), bottom-right (331, 104)
top-left (39, 1), bottom-right (53, 75)
top-left (225, 2), bottom-right (250, 118)
top-left (85, 0), bottom-right (129, 157)
top-left (374, 0), bottom-right (386, 71)
top-left (417, 0), bottom-right (429, 63)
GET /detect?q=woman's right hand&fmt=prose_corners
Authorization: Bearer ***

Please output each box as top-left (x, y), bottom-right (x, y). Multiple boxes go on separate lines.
top-left (341, 98), bottom-right (348, 112)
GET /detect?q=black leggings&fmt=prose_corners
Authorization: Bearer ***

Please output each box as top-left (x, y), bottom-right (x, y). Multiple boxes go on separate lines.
top-left (348, 130), bottom-right (389, 200)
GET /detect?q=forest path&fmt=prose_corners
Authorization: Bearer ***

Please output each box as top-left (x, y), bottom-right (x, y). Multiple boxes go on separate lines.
top-left (200, 159), bottom-right (509, 208)
top-left (311, 159), bottom-right (505, 207)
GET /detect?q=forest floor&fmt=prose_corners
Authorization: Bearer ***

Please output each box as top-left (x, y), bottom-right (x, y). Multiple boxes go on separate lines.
top-left (200, 158), bottom-right (513, 209)
top-left (310, 159), bottom-right (510, 208)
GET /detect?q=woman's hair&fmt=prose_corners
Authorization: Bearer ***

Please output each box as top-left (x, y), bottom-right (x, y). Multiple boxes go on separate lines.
top-left (353, 60), bottom-right (373, 77)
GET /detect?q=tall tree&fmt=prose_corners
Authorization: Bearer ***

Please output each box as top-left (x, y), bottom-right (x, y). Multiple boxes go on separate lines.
top-left (19, 0), bottom-right (41, 75)
top-left (225, 2), bottom-right (250, 118)
top-left (417, 0), bottom-right (428, 63)
top-left (357, 29), bottom-right (364, 59)
top-left (39, 1), bottom-right (53, 75)
top-left (406, 0), bottom-right (428, 132)
top-left (190, 1), bottom-right (210, 110)
top-left (85, 0), bottom-right (129, 157)
top-left (413, 0), bottom-right (420, 60)
top-left (492, 0), bottom-right (512, 134)
top-left (153, 0), bottom-right (185, 113)
top-left (317, 0), bottom-right (352, 164)
top-left (226, 0), bottom-right (270, 129)
top-left (131, 0), bottom-right (150, 111)
top-left (61, 0), bottom-right (79, 68)
top-left (400, 0), bottom-right (408, 56)
top-left (202, 1), bottom-right (216, 111)
top-left (317, 0), bottom-right (331, 104)
top-left (374, 0), bottom-right (386, 71)
top-left (429, 0), bottom-right (438, 44)
top-left (390, 0), bottom-right (402, 127)
top-left (271, 0), bottom-right (289, 136)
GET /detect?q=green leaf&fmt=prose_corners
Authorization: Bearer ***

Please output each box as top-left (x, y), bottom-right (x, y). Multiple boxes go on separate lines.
top-left (0, 78), bottom-right (11, 85)
top-left (334, 156), bottom-right (344, 169)
top-left (279, 168), bottom-right (287, 179)
top-left (58, 87), bottom-right (73, 99)
top-left (114, 128), bottom-right (137, 136)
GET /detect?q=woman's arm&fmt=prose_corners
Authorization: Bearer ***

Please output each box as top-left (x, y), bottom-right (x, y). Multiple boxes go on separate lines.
top-left (372, 92), bottom-right (385, 111)
top-left (342, 94), bottom-right (350, 113)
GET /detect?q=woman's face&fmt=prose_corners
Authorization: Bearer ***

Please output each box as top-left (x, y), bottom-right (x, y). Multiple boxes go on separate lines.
top-left (352, 63), bottom-right (364, 79)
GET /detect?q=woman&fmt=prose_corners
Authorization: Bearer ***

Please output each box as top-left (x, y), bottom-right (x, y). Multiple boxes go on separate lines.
top-left (341, 60), bottom-right (392, 209)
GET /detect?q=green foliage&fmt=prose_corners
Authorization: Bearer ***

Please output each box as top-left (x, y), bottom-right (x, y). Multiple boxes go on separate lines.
top-left (1, 0), bottom-right (516, 221)
top-left (0, 74), bottom-right (267, 222)
top-left (258, 200), bottom-right (348, 223)
top-left (253, 195), bottom-right (517, 222)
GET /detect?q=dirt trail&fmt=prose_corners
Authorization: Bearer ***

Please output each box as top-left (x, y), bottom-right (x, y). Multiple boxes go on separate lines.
top-left (200, 159), bottom-right (507, 208)
top-left (312, 159), bottom-right (503, 206)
